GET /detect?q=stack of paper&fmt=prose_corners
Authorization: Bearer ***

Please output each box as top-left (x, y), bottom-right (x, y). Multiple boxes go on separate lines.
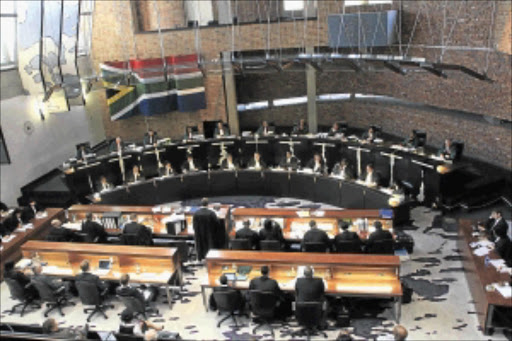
top-left (473, 247), bottom-right (490, 257)
top-left (2, 235), bottom-right (15, 243)
top-left (495, 284), bottom-right (512, 298)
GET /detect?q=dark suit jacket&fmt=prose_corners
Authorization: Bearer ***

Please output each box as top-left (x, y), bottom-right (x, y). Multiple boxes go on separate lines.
top-left (76, 147), bottom-right (92, 160)
top-left (306, 159), bottom-right (326, 174)
top-left (82, 220), bottom-right (108, 243)
top-left (181, 159), bottom-right (201, 173)
top-left (46, 227), bottom-right (78, 242)
top-left (335, 230), bottom-right (360, 242)
top-left (437, 144), bottom-right (457, 160)
top-left (293, 126), bottom-right (308, 135)
top-left (0, 222), bottom-right (8, 236)
top-left (96, 181), bottom-right (113, 192)
top-left (327, 128), bottom-right (341, 136)
top-left (214, 126), bottom-right (230, 137)
top-left (75, 271), bottom-right (107, 292)
top-left (5, 269), bottom-right (32, 288)
top-left (295, 277), bottom-right (325, 302)
top-left (21, 204), bottom-right (43, 223)
top-left (3, 215), bottom-right (21, 233)
top-left (362, 131), bottom-right (377, 142)
top-left (193, 207), bottom-right (223, 260)
top-left (33, 273), bottom-right (62, 292)
top-left (249, 275), bottom-right (282, 298)
top-left (360, 171), bottom-right (381, 186)
top-left (302, 228), bottom-right (330, 250)
top-left (221, 159), bottom-right (239, 170)
top-left (123, 222), bottom-right (145, 235)
top-left (116, 285), bottom-right (145, 304)
top-left (279, 156), bottom-right (299, 170)
top-left (109, 141), bottom-right (125, 153)
top-left (126, 172), bottom-right (146, 184)
top-left (367, 229), bottom-right (393, 248)
top-left (259, 224), bottom-right (284, 243)
top-left (158, 166), bottom-right (176, 177)
top-left (247, 158), bottom-right (266, 169)
top-left (486, 218), bottom-right (509, 241)
top-left (256, 126), bottom-right (273, 136)
top-left (143, 133), bottom-right (158, 146)
top-left (331, 164), bottom-right (354, 180)
top-left (235, 227), bottom-right (260, 249)
top-left (495, 237), bottom-right (512, 262)
top-left (0, 201), bottom-right (8, 212)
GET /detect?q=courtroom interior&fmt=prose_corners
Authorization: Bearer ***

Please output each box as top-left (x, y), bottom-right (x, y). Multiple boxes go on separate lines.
top-left (0, 0), bottom-right (511, 340)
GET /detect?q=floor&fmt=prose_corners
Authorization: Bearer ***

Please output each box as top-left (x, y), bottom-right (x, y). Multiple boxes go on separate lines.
top-left (0, 197), bottom-right (510, 340)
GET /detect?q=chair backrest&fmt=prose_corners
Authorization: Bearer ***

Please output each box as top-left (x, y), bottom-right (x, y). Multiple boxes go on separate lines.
top-left (5, 278), bottom-right (26, 301)
top-left (413, 130), bottom-right (427, 147)
top-left (213, 290), bottom-right (242, 313)
top-left (230, 239), bottom-right (251, 250)
top-left (120, 233), bottom-right (139, 246)
top-left (118, 325), bottom-right (134, 335)
top-left (113, 333), bottom-right (143, 341)
top-left (452, 141), bottom-right (464, 161)
top-left (367, 239), bottom-right (394, 255)
top-left (249, 290), bottom-right (277, 318)
top-left (75, 280), bottom-right (101, 306)
top-left (118, 295), bottom-right (145, 314)
top-left (295, 301), bottom-right (323, 329)
top-left (174, 241), bottom-right (189, 264)
top-left (303, 242), bottom-right (328, 253)
top-left (260, 240), bottom-right (281, 251)
top-left (334, 239), bottom-right (362, 253)
top-left (32, 279), bottom-right (57, 302)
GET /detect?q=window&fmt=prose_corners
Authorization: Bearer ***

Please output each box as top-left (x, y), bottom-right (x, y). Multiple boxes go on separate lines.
top-left (284, 0), bottom-right (305, 11)
top-left (0, 0), bottom-right (17, 70)
top-left (345, 0), bottom-right (392, 6)
top-left (78, 0), bottom-right (94, 56)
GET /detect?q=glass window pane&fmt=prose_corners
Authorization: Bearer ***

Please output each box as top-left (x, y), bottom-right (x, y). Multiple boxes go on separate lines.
top-left (284, 0), bottom-right (304, 11)
top-left (0, 17), bottom-right (16, 64)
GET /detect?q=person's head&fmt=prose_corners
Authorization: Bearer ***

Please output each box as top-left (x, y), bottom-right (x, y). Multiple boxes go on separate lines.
top-left (13, 208), bottom-right (21, 218)
top-left (261, 265), bottom-right (269, 276)
top-left (80, 260), bottom-right (90, 273)
top-left (264, 219), bottom-right (273, 231)
top-left (262, 120), bottom-right (268, 128)
top-left (445, 139), bottom-right (451, 147)
top-left (393, 325), bottom-right (408, 341)
top-left (366, 163), bottom-right (374, 173)
top-left (100, 175), bottom-right (107, 183)
top-left (492, 210), bottom-right (502, 219)
top-left (368, 127), bottom-right (374, 134)
top-left (201, 197), bottom-right (209, 207)
top-left (303, 266), bottom-right (313, 278)
top-left (409, 131), bottom-right (415, 139)
top-left (336, 330), bottom-right (353, 341)
top-left (254, 152), bottom-right (261, 161)
top-left (164, 161), bottom-right (172, 169)
top-left (314, 153), bottom-right (321, 163)
top-left (299, 119), bottom-right (305, 127)
top-left (148, 129), bottom-right (154, 136)
top-left (340, 222), bottom-right (350, 231)
top-left (42, 318), bottom-right (59, 334)
top-left (309, 220), bottom-right (317, 229)
top-left (187, 154), bottom-right (193, 161)
top-left (333, 122), bottom-right (339, 130)
top-left (120, 274), bottom-right (130, 286)
top-left (51, 219), bottom-right (62, 228)
top-left (219, 274), bottom-right (228, 285)
top-left (85, 212), bottom-right (93, 221)
top-left (341, 158), bottom-right (348, 167)
top-left (374, 221), bottom-right (383, 230)
top-left (187, 126), bottom-right (192, 133)
top-left (144, 329), bottom-right (158, 341)
top-left (227, 153), bottom-right (233, 161)
top-left (130, 213), bottom-right (137, 221)
top-left (4, 261), bottom-right (15, 273)
top-left (120, 308), bottom-right (134, 323)
top-left (286, 150), bottom-right (292, 158)
top-left (217, 121), bottom-right (223, 129)
top-left (116, 136), bottom-right (122, 144)
top-left (29, 199), bottom-right (36, 206)
top-left (133, 165), bottom-right (139, 174)
top-left (32, 264), bottom-right (42, 275)
top-left (243, 220), bottom-right (251, 228)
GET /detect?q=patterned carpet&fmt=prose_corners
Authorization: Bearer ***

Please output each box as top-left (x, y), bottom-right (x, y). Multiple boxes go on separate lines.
top-left (0, 197), bottom-right (509, 340)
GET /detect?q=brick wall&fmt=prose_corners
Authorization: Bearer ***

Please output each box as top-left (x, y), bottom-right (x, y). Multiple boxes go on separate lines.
top-left (91, 0), bottom-right (511, 169)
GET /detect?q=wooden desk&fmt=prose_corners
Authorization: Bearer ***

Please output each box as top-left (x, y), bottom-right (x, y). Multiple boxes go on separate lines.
top-left (0, 208), bottom-right (64, 280)
top-left (20, 240), bottom-right (180, 308)
top-left (67, 204), bottom-right (230, 237)
top-left (231, 208), bottom-right (394, 240)
top-left (457, 219), bottom-right (512, 335)
top-left (202, 250), bottom-right (402, 320)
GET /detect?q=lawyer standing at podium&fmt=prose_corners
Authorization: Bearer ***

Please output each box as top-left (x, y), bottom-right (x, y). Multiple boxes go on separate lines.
top-left (193, 198), bottom-right (222, 261)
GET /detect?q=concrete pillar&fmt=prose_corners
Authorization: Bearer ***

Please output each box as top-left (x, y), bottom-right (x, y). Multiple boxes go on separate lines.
top-left (305, 47), bottom-right (317, 134)
top-left (222, 51), bottom-right (240, 135)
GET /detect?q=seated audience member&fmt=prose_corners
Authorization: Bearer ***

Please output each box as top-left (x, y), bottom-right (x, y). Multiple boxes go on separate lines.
top-left (306, 153), bottom-right (326, 174)
top-left (4, 261), bottom-right (39, 299)
top-left (184, 126), bottom-right (195, 140)
top-left (42, 318), bottom-right (84, 339)
top-left (328, 122), bottom-right (341, 136)
top-left (81, 213), bottom-right (108, 243)
top-left (75, 259), bottom-right (108, 292)
top-left (366, 221), bottom-right (393, 250)
top-left (221, 153), bottom-right (239, 171)
top-left (158, 161), bottom-right (176, 177)
top-left (97, 175), bottom-right (113, 192)
top-left (393, 325), bottom-right (408, 341)
top-left (279, 150), bottom-right (299, 170)
top-left (75, 144), bottom-right (92, 161)
top-left (331, 158), bottom-right (354, 180)
top-left (249, 265), bottom-right (291, 319)
top-left (181, 154), bottom-right (200, 173)
top-left (295, 266), bottom-right (325, 303)
top-left (362, 127), bottom-right (376, 143)
top-left (302, 220), bottom-right (330, 251)
top-left (143, 129), bottom-right (158, 146)
top-left (361, 163), bottom-right (380, 187)
top-left (259, 219), bottom-right (285, 247)
top-left (3, 208), bottom-right (22, 233)
top-left (334, 222), bottom-right (361, 243)
top-left (0, 222), bottom-right (8, 237)
top-left (247, 152), bottom-right (266, 170)
top-left (118, 309), bottom-right (164, 337)
top-left (256, 120), bottom-right (272, 136)
top-left (235, 220), bottom-right (260, 249)
top-left (32, 264), bottom-right (67, 292)
top-left (109, 136), bottom-right (125, 153)
top-left (293, 119), bottom-right (308, 135)
top-left (402, 131), bottom-right (416, 148)
top-left (116, 274), bottom-right (156, 304)
top-left (214, 121), bottom-right (230, 137)
top-left (21, 199), bottom-right (44, 223)
top-left (478, 210), bottom-right (508, 242)
top-left (494, 227), bottom-right (512, 266)
top-left (437, 138), bottom-right (456, 160)
top-left (126, 165), bottom-right (145, 184)
top-left (46, 219), bottom-right (78, 242)
top-left (0, 201), bottom-right (8, 212)
top-left (209, 274), bottom-right (245, 311)
top-left (123, 213), bottom-right (153, 245)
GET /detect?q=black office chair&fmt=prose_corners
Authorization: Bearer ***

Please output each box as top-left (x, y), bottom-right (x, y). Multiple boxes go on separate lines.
top-left (120, 233), bottom-right (139, 245)
top-left (452, 141), bottom-right (465, 161)
top-left (303, 242), bottom-right (328, 253)
top-left (230, 239), bottom-right (252, 250)
top-left (117, 295), bottom-right (158, 320)
top-left (249, 290), bottom-right (278, 337)
top-left (113, 333), bottom-right (143, 341)
top-left (174, 240), bottom-right (193, 273)
top-left (75, 280), bottom-right (114, 322)
top-left (4, 279), bottom-right (40, 317)
top-left (413, 130), bottom-right (427, 148)
top-left (366, 239), bottom-right (395, 255)
top-left (32, 280), bottom-right (75, 317)
top-left (260, 240), bottom-right (281, 251)
top-left (334, 239), bottom-right (362, 253)
top-left (292, 301), bottom-right (327, 339)
top-left (213, 290), bottom-right (247, 328)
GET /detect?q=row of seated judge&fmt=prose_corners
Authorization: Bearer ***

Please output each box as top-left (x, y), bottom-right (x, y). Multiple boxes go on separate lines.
top-left (0, 200), bottom-right (45, 237)
top-left (477, 210), bottom-right (512, 267)
top-left (232, 219), bottom-right (395, 254)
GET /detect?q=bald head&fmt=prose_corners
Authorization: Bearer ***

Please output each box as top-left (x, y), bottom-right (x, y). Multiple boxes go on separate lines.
top-left (304, 266), bottom-right (313, 278)
top-left (393, 325), bottom-right (408, 341)
top-left (51, 219), bottom-right (62, 228)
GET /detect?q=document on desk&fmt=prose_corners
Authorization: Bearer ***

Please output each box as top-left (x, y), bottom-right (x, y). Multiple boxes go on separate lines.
top-left (495, 284), bottom-right (512, 298)
top-left (1, 235), bottom-right (15, 243)
top-left (472, 247), bottom-right (490, 257)
top-left (42, 266), bottom-right (73, 275)
top-left (63, 223), bottom-right (82, 231)
top-left (470, 240), bottom-right (493, 249)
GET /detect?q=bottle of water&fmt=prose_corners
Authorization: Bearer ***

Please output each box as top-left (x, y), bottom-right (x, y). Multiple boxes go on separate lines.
top-left (484, 256), bottom-right (490, 267)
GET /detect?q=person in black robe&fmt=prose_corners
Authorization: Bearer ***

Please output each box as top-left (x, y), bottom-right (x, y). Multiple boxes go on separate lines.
top-left (193, 198), bottom-right (222, 261)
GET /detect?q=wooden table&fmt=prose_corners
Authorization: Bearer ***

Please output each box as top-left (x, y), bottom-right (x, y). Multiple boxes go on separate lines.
top-left (0, 208), bottom-right (64, 280)
top-left (19, 240), bottom-right (180, 308)
top-left (202, 250), bottom-right (402, 320)
top-left (231, 207), bottom-right (394, 241)
top-left (457, 219), bottom-right (512, 335)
